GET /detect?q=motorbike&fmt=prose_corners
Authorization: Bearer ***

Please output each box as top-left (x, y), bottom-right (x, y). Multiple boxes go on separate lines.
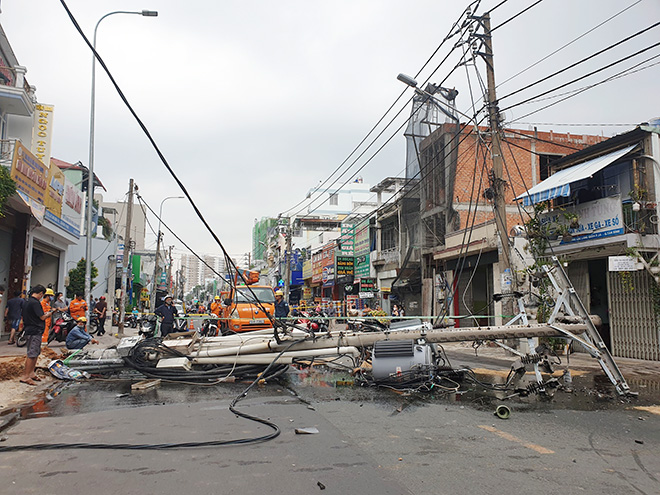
top-left (48, 312), bottom-right (76, 344)
top-left (200, 317), bottom-right (220, 337)
top-left (125, 314), bottom-right (139, 328)
top-left (138, 315), bottom-right (158, 338)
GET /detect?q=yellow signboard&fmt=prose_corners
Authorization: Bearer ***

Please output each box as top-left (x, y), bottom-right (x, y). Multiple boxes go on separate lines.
top-left (11, 141), bottom-right (48, 204)
top-left (44, 162), bottom-right (64, 217)
top-left (31, 103), bottom-right (55, 166)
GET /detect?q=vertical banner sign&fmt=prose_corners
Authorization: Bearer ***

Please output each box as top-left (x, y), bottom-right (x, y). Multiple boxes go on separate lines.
top-left (354, 218), bottom-right (371, 278)
top-left (339, 224), bottom-right (355, 255)
top-left (31, 103), bottom-right (55, 166)
top-left (312, 251), bottom-right (323, 284)
top-left (322, 243), bottom-right (335, 287)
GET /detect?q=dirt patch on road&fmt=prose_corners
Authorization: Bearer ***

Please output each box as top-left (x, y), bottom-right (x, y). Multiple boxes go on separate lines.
top-left (0, 349), bottom-right (62, 412)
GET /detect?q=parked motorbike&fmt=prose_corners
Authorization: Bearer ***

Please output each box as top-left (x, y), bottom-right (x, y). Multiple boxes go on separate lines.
top-left (48, 313), bottom-right (76, 344)
top-left (125, 314), bottom-right (139, 328)
top-left (138, 315), bottom-right (158, 338)
top-left (15, 327), bottom-right (28, 347)
top-left (200, 317), bottom-right (219, 337)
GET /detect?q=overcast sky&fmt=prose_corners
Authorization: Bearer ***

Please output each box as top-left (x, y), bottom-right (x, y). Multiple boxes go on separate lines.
top-left (2, 0), bottom-right (659, 263)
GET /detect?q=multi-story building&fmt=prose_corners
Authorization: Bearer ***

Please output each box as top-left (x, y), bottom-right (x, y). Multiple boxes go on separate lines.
top-left (419, 124), bottom-right (606, 324)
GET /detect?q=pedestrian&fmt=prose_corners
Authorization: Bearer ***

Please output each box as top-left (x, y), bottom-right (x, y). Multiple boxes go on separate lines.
top-left (274, 290), bottom-right (290, 319)
top-left (326, 303), bottom-right (337, 330)
top-left (94, 296), bottom-right (108, 336)
top-left (69, 293), bottom-right (87, 321)
top-left (4, 290), bottom-right (24, 345)
top-left (19, 285), bottom-right (54, 386)
top-left (155, 294), bottom-right (178, 337)
top-left (40, 288), bottom-right (55, 343)
top-left (348, 303), bottom-right (359, 317)
top-left (52, 292), bottom-right (68, 320)
top-left (362, 303), bottom-right (371, 317)
top-left (65, 316), bottom-right (99, 350)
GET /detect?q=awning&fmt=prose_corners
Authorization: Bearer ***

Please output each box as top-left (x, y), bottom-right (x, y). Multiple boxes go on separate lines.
top-left (515, 145), bottom-right (637, 206)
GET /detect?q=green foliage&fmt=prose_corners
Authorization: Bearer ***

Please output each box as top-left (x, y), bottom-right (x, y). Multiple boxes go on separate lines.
top-left (97, 216), bottom-right (113, 241)
top-left (0, 166), bottom-right (17, 218)
top-left (66, 258), bottom-right (98, 299)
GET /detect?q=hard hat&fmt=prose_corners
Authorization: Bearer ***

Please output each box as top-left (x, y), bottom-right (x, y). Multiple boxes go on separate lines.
top-left (164, 294), bottom-right (173, 300)
top-left (77, 316), bottom-right (87, 322)
top-left (275, 290), bottom-right (284, 296)
top-left (100, 296), bottom-right (106, 300)
top-left (45, 288), bottom-right (55, 296)
top-left (214, 296), bottom-right (220, 300)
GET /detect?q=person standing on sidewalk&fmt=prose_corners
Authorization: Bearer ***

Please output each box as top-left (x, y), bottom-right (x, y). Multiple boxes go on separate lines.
top-left (68, 293), bottom-right (87, 321)
top-left (155, 295), bottom-right (178, 337)
top-left (40, 288), bottom-right (54, 344)
top-left (20, 285), bottom-right (53, 386)
top-left (94, 296), bottom-right (108, 336)
top-left (52, 292), bottom-right (68, 321)
top-left (4, 291), bottom-right (24, 345)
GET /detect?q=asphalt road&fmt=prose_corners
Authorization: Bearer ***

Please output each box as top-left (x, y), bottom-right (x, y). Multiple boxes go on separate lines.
top-left (1, 371), bottom-right (659, 495)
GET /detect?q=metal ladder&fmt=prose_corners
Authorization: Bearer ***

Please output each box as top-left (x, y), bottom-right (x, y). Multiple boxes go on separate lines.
top-left (543, 256), bottom-right (634, 396)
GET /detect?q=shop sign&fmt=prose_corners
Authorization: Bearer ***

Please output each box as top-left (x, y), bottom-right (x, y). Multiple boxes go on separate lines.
top-left (312, 251), bottom-right (323, 284)
top-left (44, 163), bottom-right (64, 217)
top-left (302, 259), bottom-right (312, 279)
top-left (322, 265), bottom-right (335, 287)
top-left (31, 103), bottom-right (55, 166)
top-left (359, 292), bottom-right (375, 298)
top-left (336, 255), bottom-right (354, 276)
top-left (354, 219), bottom-right (371, 277)
top-left (303, 287), bottom-right (312, 299)
top-left (11, 141), bottom-right (48, 204)
top-left (116, 243), bottom-right (125, 267)
top-left (359, 277), bottom-right (377, 292)
top-left (540, 195), bottom-right (624, 244)
top-left (339, 224), bottom-right (355, 255)
top-left (60, 177), bottom-right (84, 236)
top-left (608, 256), bottom-right (638, 272)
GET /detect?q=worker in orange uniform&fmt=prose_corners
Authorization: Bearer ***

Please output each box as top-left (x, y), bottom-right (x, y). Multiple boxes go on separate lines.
top-left (210, 295), bottom-right (223, 333)
top-left (68, 293), bottom-right (87, 321)
top-left (40, 288), bottom-right (55, 343)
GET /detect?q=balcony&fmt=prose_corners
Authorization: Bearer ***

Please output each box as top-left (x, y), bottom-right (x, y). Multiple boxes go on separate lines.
top-left (0, 65), bottom-right (35, 116)
top-left (372, 247), bottom-right (400, 266)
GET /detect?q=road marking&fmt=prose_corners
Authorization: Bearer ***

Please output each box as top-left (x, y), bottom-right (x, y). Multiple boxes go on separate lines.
top-left (478, 425), bottom-right (554, 454)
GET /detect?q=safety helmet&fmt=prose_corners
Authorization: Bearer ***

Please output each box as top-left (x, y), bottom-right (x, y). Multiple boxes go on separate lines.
top-left (100, 296), bottom-right (106, 300)
top-left (214, 296), bottom-right (220, 300)
top-left (164, 294), bottom-right (173, 300)
top-left (77, 316), bottom-right (87, 323)
top-left (45, 288), bottom-right (55, 296)
top-left (275, 290), bottom-right (283, 296)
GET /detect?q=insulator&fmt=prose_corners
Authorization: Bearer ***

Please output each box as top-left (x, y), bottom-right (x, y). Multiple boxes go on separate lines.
top-left (525, 381), bottom-right (545, 395)
top-left (520, 353), bottom-right (543, 365)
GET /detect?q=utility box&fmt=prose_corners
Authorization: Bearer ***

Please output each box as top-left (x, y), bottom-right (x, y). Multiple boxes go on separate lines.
top-left (371, 339), bottom-right (433, 381)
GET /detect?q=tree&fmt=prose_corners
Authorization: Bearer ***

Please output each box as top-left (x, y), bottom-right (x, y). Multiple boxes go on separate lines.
top-left (0, 165), bottom-right (17, 218)
top-left (66, 258), bottom-right (98, 299)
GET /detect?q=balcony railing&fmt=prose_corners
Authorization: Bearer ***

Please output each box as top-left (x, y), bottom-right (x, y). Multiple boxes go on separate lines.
top-left (0, 139), bottom-right (17, 169)
top-left (373, 247), bottom-right (400, 264)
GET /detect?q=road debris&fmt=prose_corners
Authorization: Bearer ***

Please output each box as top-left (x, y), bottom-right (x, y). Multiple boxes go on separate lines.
top-left (295, 427), bottom-right (319, 435)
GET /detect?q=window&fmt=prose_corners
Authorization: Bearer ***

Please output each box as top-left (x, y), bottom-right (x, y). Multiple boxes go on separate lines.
top-left (329, 193), bottom-right (338, 206)
top-left (538, 153), bottom-right (562, 181)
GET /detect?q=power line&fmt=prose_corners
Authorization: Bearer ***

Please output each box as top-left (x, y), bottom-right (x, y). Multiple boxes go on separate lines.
top-left (59, 0), bottom-right (273, 322)
top-left (490, 0), bottom-right (544, 32)
top-left (278, 1), bottom-right (481, 217)
top-left (508, 51), bottom-right (660, 123)
top-left (501, 41), bottom-right (660, 113)
top-left (496, 0), bottom-right (643, 90)
top-left (499, 21), bottom-right (660, 103)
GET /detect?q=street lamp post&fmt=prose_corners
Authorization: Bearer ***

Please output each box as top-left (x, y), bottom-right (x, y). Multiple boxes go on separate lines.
top-left (150, 196), bottom-right (184, 312)
top-left (84, 9), bottom-right (158, 321)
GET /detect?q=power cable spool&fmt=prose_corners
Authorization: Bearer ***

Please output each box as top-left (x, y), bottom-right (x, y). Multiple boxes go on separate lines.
top-left (494, 404), bottom-right (511, 420)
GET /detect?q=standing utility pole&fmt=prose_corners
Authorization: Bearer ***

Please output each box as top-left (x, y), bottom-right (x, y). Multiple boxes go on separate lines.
top-left (151, 232), bottom-right (162, 312)
top-left (479, 14), bottom-right (513, 285)
top-left (284, 220), bottom-right (292, 302)
top-left (166, 245), bottom-right (173, 296)
top-left (119, 178), bottom-right (134, 336)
